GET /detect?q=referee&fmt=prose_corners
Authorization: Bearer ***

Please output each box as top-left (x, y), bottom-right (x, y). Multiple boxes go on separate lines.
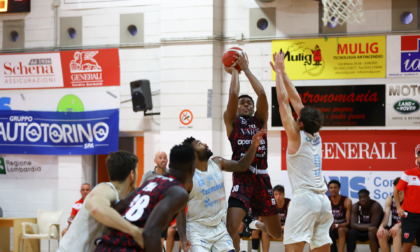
top-left (394, 150), bottom-right (420, 252)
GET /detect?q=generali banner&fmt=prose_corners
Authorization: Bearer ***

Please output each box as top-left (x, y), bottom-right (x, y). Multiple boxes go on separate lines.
top-left (272, 36), bottom-right (386, 80)
top-left (0, 48), bottom-right (120, 90)
top-left (281, 130), bottom-right (420, 171)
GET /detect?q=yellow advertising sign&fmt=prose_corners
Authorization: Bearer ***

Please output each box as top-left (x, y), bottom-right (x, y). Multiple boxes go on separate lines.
top-left (271, 36), bottom-right (386, 80)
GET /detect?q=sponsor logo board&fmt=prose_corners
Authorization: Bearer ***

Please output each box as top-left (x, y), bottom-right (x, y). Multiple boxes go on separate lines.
top-left (272, 36), bottom-right (386, 80)
top-left (281, 130), bottom-right (420, 171)
top-left (387, 35), bottom-right (420, 77)
top-left (0, 155), bottom-right (58, 179)
top-left (386, 84), bottom-right (420, 126)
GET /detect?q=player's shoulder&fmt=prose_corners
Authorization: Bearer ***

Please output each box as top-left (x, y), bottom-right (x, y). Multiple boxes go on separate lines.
top-left (164, 185), bottom-right (188, 201)
top-left (75, 198), bottom-right (83, 204)
top-left (404, 167), bottom-right (418, 175)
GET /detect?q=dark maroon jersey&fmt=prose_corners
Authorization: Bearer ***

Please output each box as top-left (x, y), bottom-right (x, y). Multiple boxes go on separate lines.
top-left (95, 175), bottom-right (184, 251)
top-left (279, 198), bottom-right (291, 226)
top-left (329, 195), bottom-right (348, 224)
top-left (391, 196), bottom-right (403, 227)
top-left (228, 116), bottom-right (267, 170)
top-left (357, 199), bottom-right (378, 224)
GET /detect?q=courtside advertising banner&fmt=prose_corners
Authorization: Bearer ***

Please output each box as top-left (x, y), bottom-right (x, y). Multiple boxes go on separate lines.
top-left (387, 35), bottom-right (420, 77)
top-left (281, 131), bottom-right (420, 172)
top-left (0, 155), bottom-right (58, 179)
top-left (386, 84), bottom-right (420, 126)
top-left (272, 85), bottom-right (386, 127)
top-left (0, 48), bottom-right (120, 89)
top-left (280, 170), bottom-right (402, 208)
top-left (272, 36), bottom-right (386, 80)
top-left (0, 91), bottom-right (119, 155)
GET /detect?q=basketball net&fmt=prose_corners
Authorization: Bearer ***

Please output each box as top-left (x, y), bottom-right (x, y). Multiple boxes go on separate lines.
top-left (321, 0), bottom-right (365, 26)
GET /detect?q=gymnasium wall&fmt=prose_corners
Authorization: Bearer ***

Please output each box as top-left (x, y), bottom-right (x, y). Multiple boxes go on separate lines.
top-left (0, 0), bottom-right (418, 251)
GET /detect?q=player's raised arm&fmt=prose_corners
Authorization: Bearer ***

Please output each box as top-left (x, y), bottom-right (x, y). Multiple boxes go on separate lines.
top-left (272, 51), bottom-right (304, 116)
top-left (271, 51), bottom-right (300, 144)
top-left (223, 65), bottom-right (240, 136)
top-left (213, 129), bottom-right (266, 172)
top-left (235, 54), bottom-right (269, 128)
top-left (143, 186), bottom-right (189, 251)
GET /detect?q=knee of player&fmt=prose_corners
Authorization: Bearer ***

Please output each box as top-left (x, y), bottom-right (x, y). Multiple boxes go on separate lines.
top-left (168, 228), bottom-right (176, 236)
top-left (337, 227), bottom-right (347, 236)
top-left (270, 230), bottom-right (282, 239)
top-left (368, 230), bottom-right (377, 239)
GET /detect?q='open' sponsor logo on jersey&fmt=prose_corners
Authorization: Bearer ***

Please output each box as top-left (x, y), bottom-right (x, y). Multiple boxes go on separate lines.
top-left (237, 139), bottom-right (252, 146)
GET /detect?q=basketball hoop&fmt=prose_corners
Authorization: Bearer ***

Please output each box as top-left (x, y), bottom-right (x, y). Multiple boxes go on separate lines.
top-left (321, 0), bottom-right (365, 26)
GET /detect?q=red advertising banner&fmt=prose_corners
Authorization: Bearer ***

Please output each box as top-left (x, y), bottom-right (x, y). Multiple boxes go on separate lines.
top-left (0, 48), bottom-right (120, 90)
top-left (281, 130), bottom-right (420, 171)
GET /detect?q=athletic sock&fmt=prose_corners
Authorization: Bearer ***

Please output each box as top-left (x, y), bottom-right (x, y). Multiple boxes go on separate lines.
top-left (252, 238), bottom-right (260, 250)
top-left (249, 220), bottom-right (261, 230)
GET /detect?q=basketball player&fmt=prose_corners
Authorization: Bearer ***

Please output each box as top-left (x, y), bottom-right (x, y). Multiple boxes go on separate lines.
top-left (348, 189), bottom-right (383, 252)
top-left (377, 178), bottom-right (404, 252)
top-left (272, 50), bottom-right (333, 252)
top-left (328, 180), bottom-right (352, 252)
top-left (176, 129), bottom-right (266, 252)
top-left (224, 52), bottom-right (282, 251)
top-left (95, 144), bottom-right (196, 252)
top-left (58, 151), bottom-right (143, 252)
top-left (261, 185), bottom-right (291, 252)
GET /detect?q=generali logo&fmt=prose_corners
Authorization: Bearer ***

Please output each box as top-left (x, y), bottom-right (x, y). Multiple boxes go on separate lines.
top-left (323, 142), bottom-right (396, 160)
top-left (69, 51), bottom-right (103, 86)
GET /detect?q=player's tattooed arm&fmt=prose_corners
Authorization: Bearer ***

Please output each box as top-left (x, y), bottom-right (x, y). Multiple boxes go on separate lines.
top-left (223, 64), bottom-right (240, 137)
top-left (213, 129), bottom-right (266, 172)
top-left (235, 53), bottom-right (269, 128)
top-left (143, 186), bottom-right (189, 252)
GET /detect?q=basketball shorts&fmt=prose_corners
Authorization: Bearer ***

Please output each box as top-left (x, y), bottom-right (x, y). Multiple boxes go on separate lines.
top-left (284, 190), bottom-right (333, 249)
top-left (401, 211), bottom-right (420, 244)
top-left (228, 170), bottom-right (279, 216)
top-left (187, 221), bottom-right (234, 252)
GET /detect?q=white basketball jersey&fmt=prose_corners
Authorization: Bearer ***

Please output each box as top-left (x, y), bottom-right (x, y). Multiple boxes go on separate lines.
top-left (286, 131), bottom-right (327, 194)
top-left (187, 159), bottom-right (227, 227)
top-left (59, 183), bottom-right (119, 252)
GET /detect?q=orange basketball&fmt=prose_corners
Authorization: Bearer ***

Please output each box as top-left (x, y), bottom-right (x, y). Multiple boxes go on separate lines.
top-left (222, 47), bottom-right (248, 73)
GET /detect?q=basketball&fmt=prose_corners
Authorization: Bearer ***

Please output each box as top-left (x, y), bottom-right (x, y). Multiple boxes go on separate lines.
top-left (222, 47), bottom-right (249, 72)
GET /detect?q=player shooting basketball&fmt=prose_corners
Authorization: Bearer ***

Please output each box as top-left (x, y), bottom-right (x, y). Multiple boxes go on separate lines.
top-left (272, 50), bottom-right (333, 252)
top-left (224, 52), bottom-right (282, 251)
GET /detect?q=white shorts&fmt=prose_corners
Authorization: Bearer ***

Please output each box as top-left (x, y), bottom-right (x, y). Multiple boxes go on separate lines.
top-left (283, 191), bottom-right (333, 249)
top-left (187, 222), bottom-right (234, 252)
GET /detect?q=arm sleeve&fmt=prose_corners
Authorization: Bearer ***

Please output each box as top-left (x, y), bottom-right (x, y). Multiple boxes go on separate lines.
top-left (396, 172), bottom-right (409, 191)
top-left (70, 205), bottom-right (78, 216)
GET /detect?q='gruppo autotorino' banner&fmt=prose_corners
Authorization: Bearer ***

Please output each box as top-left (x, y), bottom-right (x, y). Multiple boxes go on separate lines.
top-left (272, 36), bottom-right (386, 80)
top-left (271, 85), bottom-right (386, 127)
top-left (0, 48), bottom-right (120, 89)
top-left (281, 130), bottom-right (420, 172)
top-left (386, 84), bottom-right (420, 126)
top-left (387, 35), bottom-right (420, 77)
top-left (0, 91), bottom-right (120, 155)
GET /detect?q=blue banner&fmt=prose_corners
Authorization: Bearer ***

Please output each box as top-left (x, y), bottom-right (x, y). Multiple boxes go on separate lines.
top-left (0, 109), bottom-right (119, 155)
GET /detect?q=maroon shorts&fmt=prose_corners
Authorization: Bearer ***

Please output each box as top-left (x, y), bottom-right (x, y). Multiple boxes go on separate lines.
top-left (229, 170), bottom-right (279, 216)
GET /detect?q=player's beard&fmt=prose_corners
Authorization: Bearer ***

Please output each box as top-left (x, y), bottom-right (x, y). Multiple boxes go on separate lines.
top-left (197, 148), bottom-right (213, 162)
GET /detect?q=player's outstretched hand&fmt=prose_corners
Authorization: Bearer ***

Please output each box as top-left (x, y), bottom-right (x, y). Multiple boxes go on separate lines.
top-left (252, 129), bottom-right (266, 147)
top-left (233, 53), bottom-right (249, 72)
top-left (270, 50), bottom-right (285, 74)
top-left (224, 64), bottom-right (238, 75)
top-left (131, 226), bottom-right (144, 248)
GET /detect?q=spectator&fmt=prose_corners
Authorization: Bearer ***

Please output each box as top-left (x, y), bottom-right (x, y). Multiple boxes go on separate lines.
top-left (328, 180), bottom-right (352, 252)
top-left (261, 185), bottom-right (290, 252)
top-left (394, 150), bottom-right (420, 252)
top-left (140, 151), bottom-right (168, 186)
top-left (377, 177), bottom-right (404, 252)
top-left (348, 189), bottom-right (383, 252)
top-left (62, 183), bottom-right (91, 237)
